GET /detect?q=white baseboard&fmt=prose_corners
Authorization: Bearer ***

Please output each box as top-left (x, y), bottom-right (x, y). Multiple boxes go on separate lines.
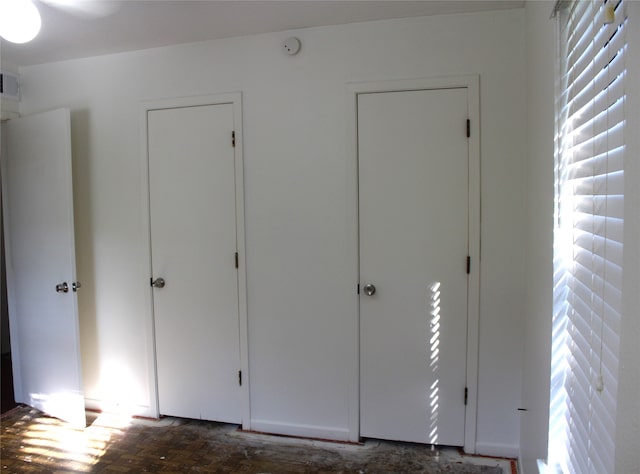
top-left (250, 419), bottom-right (351, 442)
top-left (475, 441), bottom-right (519, 458)
top-left (84, 398), bottom-right (156, 419)
top-left (516, 454), bottom-right (553, 474)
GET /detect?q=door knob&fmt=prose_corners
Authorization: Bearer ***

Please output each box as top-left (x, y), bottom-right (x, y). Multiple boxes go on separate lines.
top-left (363, 284), bottom-right (376, 296)
top-left (55, 282), bottom-right (69, 293)
top-left (151, 278), bottom-right (166, 288)
top-left (72, 282), bottom-right (81, 292)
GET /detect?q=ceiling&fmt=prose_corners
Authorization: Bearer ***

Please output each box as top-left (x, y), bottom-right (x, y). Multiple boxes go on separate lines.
top-left (1, 0), bottom-right (524, 68)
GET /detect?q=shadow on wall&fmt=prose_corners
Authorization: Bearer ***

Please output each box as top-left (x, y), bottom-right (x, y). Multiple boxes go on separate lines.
top-left (1, 186), bottom-right (17, 413)
top-left (69, 108), bottom-right (99, 403)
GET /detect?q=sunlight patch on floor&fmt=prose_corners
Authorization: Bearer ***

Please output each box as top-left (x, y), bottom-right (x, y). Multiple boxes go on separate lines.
top-left (14, 409), bottom-right (131, 471)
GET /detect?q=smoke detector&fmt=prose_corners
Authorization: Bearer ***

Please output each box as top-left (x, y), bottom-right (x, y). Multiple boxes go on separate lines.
top-left (283, 37), bottom-right (301, 56)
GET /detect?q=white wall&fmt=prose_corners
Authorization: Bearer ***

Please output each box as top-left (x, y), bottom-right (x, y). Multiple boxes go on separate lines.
top-left (614, 1), bottom-right (640, 470)
top-left (18, 9), bottom-right (526, 454)
top-left (520, 2), bottom-right (555, 473)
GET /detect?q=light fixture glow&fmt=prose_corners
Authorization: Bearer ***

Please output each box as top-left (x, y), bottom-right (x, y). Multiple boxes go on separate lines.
top-left (0, 0), bottom-right (42, 44)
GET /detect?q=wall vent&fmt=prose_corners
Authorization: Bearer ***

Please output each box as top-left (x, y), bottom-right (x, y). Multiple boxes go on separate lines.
top-left (0, 72), bottom-right (20, 100)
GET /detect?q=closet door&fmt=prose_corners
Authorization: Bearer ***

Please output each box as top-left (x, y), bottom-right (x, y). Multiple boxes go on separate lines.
top-left (148, 102), bottom-right (241, 422)
top-left (1, 109), bottom-right (85, 427)
top-left (358, 88), bottom-right (469, 445)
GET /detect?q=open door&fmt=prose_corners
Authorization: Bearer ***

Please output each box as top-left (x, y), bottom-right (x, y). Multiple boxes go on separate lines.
top-left (1, 108), bottom-right (85, 427)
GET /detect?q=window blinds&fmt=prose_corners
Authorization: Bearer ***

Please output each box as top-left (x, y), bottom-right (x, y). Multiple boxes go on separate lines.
top-left (554, 1), bottom-right (627, 473)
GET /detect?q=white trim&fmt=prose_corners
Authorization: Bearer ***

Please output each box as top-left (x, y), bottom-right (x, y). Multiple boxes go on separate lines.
top-left (232, 96), bottom-right (251, 431)
top-left (138, 100), bottom-right (158, 418)
top-left (139, 93), bottom-right (250, 428)
top-left (84, 398), bottom-right (155, 418)
top-left (344, 82), bottom-right (360, 444)
top-left (346, 75), bottom-right (481, 452)
top-left (475, 441), bottom-right (520, 459)
top-left (250, 419), bottom-right (351, 442)
top-left (464, 76), bottom-right (481, 454)
top-left (535, 458), bottom-right (559, 474)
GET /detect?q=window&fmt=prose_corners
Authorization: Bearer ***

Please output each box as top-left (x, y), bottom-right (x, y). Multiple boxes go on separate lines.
top-left (551, 1), bottom-right (628, 473)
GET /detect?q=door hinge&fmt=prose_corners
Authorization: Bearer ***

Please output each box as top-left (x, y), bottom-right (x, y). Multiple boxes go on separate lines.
top-left (239, 370), bottom-right (242, 386)
top-left (466, 256), bottom-right (471, 274)
top-left (464, 387), bottom-right (468, 405)
top-left (235, 252), bottom-right (239, 269)
top-left (357, 283), bottom-right (360, 295)
top-left (466, 119), bottom-right (471, 138)
top-left (232, 131), bottom-right (236, 148)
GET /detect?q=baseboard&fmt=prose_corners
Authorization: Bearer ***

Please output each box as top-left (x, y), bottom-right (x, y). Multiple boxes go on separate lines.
top-left (84, 398), bottom-right (156, 419)
top-left (475, 441), bottom-right (519, 459)
top-left (250, 419), bottom-right (351, 442)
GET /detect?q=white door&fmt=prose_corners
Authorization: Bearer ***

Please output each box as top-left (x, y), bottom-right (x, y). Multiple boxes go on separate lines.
top-left (359, 88), bottom-right (469, 445)
top-left (1, 109), bottom-right (85, 427)
top-left (148, 103), bottom-right (241, 422)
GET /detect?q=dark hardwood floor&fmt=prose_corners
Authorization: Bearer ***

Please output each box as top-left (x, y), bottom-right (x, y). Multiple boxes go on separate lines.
top-left (1, 406), bottom-right (514, 473)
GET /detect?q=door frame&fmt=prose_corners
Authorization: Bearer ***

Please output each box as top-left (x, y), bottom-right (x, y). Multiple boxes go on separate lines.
top-left (346, 76), bottom-right (480, 453)
top-left (139, 93), bottom-right (250, 429)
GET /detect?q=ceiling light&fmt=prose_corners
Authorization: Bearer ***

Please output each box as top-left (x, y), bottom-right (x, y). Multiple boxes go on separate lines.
top-left (0, 0), bottom-right (42, 44)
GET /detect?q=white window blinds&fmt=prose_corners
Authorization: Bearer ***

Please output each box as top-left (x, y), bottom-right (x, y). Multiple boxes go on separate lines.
top-left (553, 1), bottom-right (628, 473)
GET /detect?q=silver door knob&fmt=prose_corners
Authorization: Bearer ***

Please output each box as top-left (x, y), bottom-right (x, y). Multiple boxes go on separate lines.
top-left (151, 278), bottom-right (165, 288)
top-left (56, 282), bottom-right (69, 293)
top-left (72, 282), bottom-right (81, 292)
top-left (363, 284), bottom-right (376, 296)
